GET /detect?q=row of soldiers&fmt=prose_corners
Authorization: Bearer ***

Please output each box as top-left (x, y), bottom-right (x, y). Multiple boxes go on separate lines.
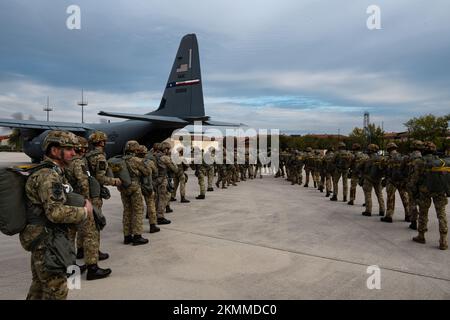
top-left (21, 129), bottom-right (266, 299)
top-left (278, 140), bottom-right (449, 250)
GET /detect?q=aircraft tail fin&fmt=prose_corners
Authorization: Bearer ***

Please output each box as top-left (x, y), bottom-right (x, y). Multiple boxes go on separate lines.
top-left (150, 34), bottom-right (205, 118)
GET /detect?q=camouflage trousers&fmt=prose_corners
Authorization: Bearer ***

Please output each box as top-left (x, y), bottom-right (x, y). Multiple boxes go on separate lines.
top-left (216, 166), bottom-right (227, 188)
top-left (233, 165), bottom-right (240, 183)
top-left (172, 173), bottom-right (186, 198)
top-left (314, 171), bottom-right (322, 188)
top-left (248, 165), bottom-right (254, 178)
top-left (362, 179), bottom-right (385, 214)
top-left (325, 173), bottom-right (333, 193)
top-left (206, 166), bottom-right (214, 188)
top-left (120, 185), bottom-right (144, 236)
top-left (333, 171), bottom-right (348, 200)
top-left (240, 165), bottom-right (247, 180)
top-left (349, 175), bottom-right (359, 201)
top-left (76, 197), bottom-right (102, 265)
top-left (26, 244), bottom-right (68, 300)
top-left (197, 168), bottom-right (206, 195)
top-left (417, 191), bottom-right (448, 236)
top-left (385, 182), bottom-right (409, 219)
top-left (144, 192), bottom-right (157, 225)
top-left (304, 168), bottom-right (312, 185)
top-left (156, 177), bottom-right (168, 218)
top-left (407, 189), bottom-right (419, 223)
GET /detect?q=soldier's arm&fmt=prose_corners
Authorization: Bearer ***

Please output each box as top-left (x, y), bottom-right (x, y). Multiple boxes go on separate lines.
top-left (136, 157), bottom-right (151, 176)
top-left (163, 156), bottom-right (180, 175)
top-left (73, 160), bottom-right (90, 198)
top-left (94, 154), bottom-right (119, 186)
top-left (37, 170), bottom-right (86, 224)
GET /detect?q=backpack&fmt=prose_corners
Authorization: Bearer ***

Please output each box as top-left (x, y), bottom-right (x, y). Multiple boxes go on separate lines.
top-left (0, 163), bottom-right (54, 236)
top-left (107, 155), bottom-right (132, 188)
top-left (424, 155), bottom-right (450, 196)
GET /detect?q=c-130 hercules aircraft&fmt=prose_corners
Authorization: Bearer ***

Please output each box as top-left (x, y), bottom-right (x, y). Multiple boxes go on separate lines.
top-left (0, 34), bottom-right (240, 162)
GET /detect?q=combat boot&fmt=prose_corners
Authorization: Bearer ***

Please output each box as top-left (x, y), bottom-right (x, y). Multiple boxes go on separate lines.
top-left (86, 264), bottom-right (112, 281)
top-left (380, 216), bottom-right (392, 223)
top-left (132, 234), bottom-right (149, 246)
top-left (303, 184), bottom-right (308, 188)
top-left (157, 217), bottom-right (171, 225)
top-left (404, 216), bottom-right (411, 222)
top-left (343, 196), bottom-right (347, 202)
top-left (412, 233), bottom-right (426, 244)
top-left (362, 211), bottom-right (372, 216)
top-left (439, 235), bottom-right (448, 250)
top-left (76, 248), bottom-right (84, 259)
top-left (379, 211), bottom-right (385, 216)
top-left (319, 187), bottom-right (324, 193)
top-left (409, 220), bottom-right (417, 230)
top-left (215, 181), bottom-right (220, 188)
top-left (313, 182), bottom-right (317, 188)
top-left (166, 206), bottom-right (173, 213)
top-left (330, 195), bottom-right (337, 201)
top-left (196, 194), bottom-right (205, 199)
top-left (170, 197), bottom-right (177, 202)
top-left (347, 200), bottom-right (354, 205)
top-left (207, 187), bottom-right (214, 192)
top-left (123, 235), bottom-right (133, 244)
top-left (98, 250), bottom-right (109, 261)
top-left (181, 197), bottom-right (190, 203)
top-left (149, 224), bottom-right (160, 233)
top-left (222, 186), bottom-right (227, 189)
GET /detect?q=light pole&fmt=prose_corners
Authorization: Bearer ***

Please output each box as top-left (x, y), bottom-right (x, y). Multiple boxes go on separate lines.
top-left (77, 89), bottom-right (88, 123)
top-left (43, 96), bottom-right (53, 121)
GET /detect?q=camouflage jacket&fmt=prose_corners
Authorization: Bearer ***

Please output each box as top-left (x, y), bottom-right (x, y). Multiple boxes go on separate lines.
top-left (350, 151), bottom-right (369, 177)
top-left (65, 155), bottom-right (90, 199)
top-left (334, 150), bottom-right (353, 171)
top-left (86, 147), bottom-right (117, 187)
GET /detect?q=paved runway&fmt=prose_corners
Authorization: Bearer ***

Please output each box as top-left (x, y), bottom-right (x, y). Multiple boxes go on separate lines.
top-left (1, 152), bottom-right (449, 299)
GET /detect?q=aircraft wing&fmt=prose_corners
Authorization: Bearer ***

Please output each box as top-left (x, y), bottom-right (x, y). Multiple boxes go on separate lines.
top-left (203, 119), bottom-right (245, 127)
top-left (98, 111), bottom-right (188, 124)
top-left (0, 118), bottom-right (91, 132)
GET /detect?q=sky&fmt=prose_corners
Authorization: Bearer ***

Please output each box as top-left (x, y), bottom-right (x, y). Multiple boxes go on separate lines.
top-left (1, 0), bottom-right (449, 135)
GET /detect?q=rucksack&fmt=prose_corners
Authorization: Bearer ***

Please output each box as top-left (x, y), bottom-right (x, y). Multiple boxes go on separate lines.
top-left (0, 163), bottom-right (54, 236)
top-left (107, 155), bottom-right (132, 188)
top-left (424, 155), bottom-right (450, 196)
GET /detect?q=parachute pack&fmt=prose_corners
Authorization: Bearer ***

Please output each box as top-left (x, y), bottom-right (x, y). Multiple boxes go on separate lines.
top-left (425, 155), bottom-right (450, 196)
top-left (107, 155), bottom-right (132, 188)
top-left (0, 163), bottom-right (53, 236)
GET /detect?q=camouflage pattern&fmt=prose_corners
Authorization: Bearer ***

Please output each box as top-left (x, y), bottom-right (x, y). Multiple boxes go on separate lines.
top-left (385, 149), bottom-right (409, 219)
top-left (65, 155), bottom-right (100, 265)
top-left (303, 149), bottom-right (315, 186)
top-left (362, 152), bottom-right (386, 214)
top-left (155, 150), bottom-right (178, 217)
top-left (172, 163), bottom-right (188, 198)
top-left (22, 157), bottom-right (86, 300)
top-left (406, 150), bottom-right (424, 223)
top-left (42, 130), bottom-right (78, 152)
top-left (349, 150), bottom-right (368, 202)
top-left (119, 153), bottom-right (150, 236)
top-left (332, 147), bottom-right (353, 200)
top-left (206, 165), bottom-right (215, 189)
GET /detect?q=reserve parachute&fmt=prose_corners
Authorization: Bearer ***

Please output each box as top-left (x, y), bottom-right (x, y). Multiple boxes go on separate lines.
top-left (107, 155), bottom-right (132, 188)
top-left (425, 156), bottom-right (450, 196)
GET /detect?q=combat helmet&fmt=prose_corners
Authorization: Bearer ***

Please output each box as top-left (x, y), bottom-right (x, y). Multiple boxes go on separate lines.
top-left (160, 141), bottom-right (172, 151)
top-left (76, 136), bottom-right (88, 150)
top-left (88, 131), bottom-right (107, 144)
top-left (411, 140), bottom-right (424, 150)
top-left (352, 143), bottom-right (361, 151)
top-left (337, 142), bottom-right (346, 149)
top-left (423, 141), bottom-right (437, 152)
top-left (42, 130), bottom-right (78, 152)
top-left (124, 140), bottom-right (140, 154)
top-left (137, 145), bottom-right (148, 155)
top-left (367, 144), bottom-right (379, 152)
top-left (386, 142), bottom-right (398, 151)
top-left (305, 147), bottom-right (313, 152)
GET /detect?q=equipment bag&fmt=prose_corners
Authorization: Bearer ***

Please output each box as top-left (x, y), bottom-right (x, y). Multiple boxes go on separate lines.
top-left (107, 155), bottom-right (132, 188)
top-left (0, 163), bottom-right (54, 236)
top-left (425, 156), bottom-right (450, 196)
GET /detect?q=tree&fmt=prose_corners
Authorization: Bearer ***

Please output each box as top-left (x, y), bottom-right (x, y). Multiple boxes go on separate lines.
top-left (7, 129), bottom-right (23, 151)
top-left (347, 124), bottom-right (384, 149)
top-left (404, 113), bottom-right (450, 149)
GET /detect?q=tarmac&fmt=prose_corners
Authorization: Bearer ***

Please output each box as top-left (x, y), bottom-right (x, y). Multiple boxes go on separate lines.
top-left (1, 152), bottom-right (449, 300)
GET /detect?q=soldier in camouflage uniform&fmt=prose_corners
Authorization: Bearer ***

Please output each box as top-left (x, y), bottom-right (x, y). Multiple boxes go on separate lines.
top-left (171, 147), bottom-right (190, 203)
top-left (323, 148), bottom-right (336, 197)
top-left (136, 145), bottom-right (160, 234)
top-left (85, 131), bottom-right (121, 253)
top-left (154, 142), bottom-right (177, 222)
top-left (405, 140), bottom-right (424, 230)
top-left (361, 144), bottom-right (386, 216)
top-left (412, 141), bottom-right (448, 250)
top-left (20, 130), bottom-right (93, 300)
top-left (192, 147), bottom-right (207, 199)
top-left (119, 140), bottom-right (150, 245)
top-left (65, 136), bottom-right (111, 280)
top-left (348, 143), bottom-right (368, 205)
top-left (313, 150), bottom-right (324, 192)
top-left (331, 142), bottom-right (353, 202)
top-left (303, 147), bottom-right (314, 187)
top-left (205, 147), bottom-right (215, 191)
top-left (380, 142), bottom-right (410, 223)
